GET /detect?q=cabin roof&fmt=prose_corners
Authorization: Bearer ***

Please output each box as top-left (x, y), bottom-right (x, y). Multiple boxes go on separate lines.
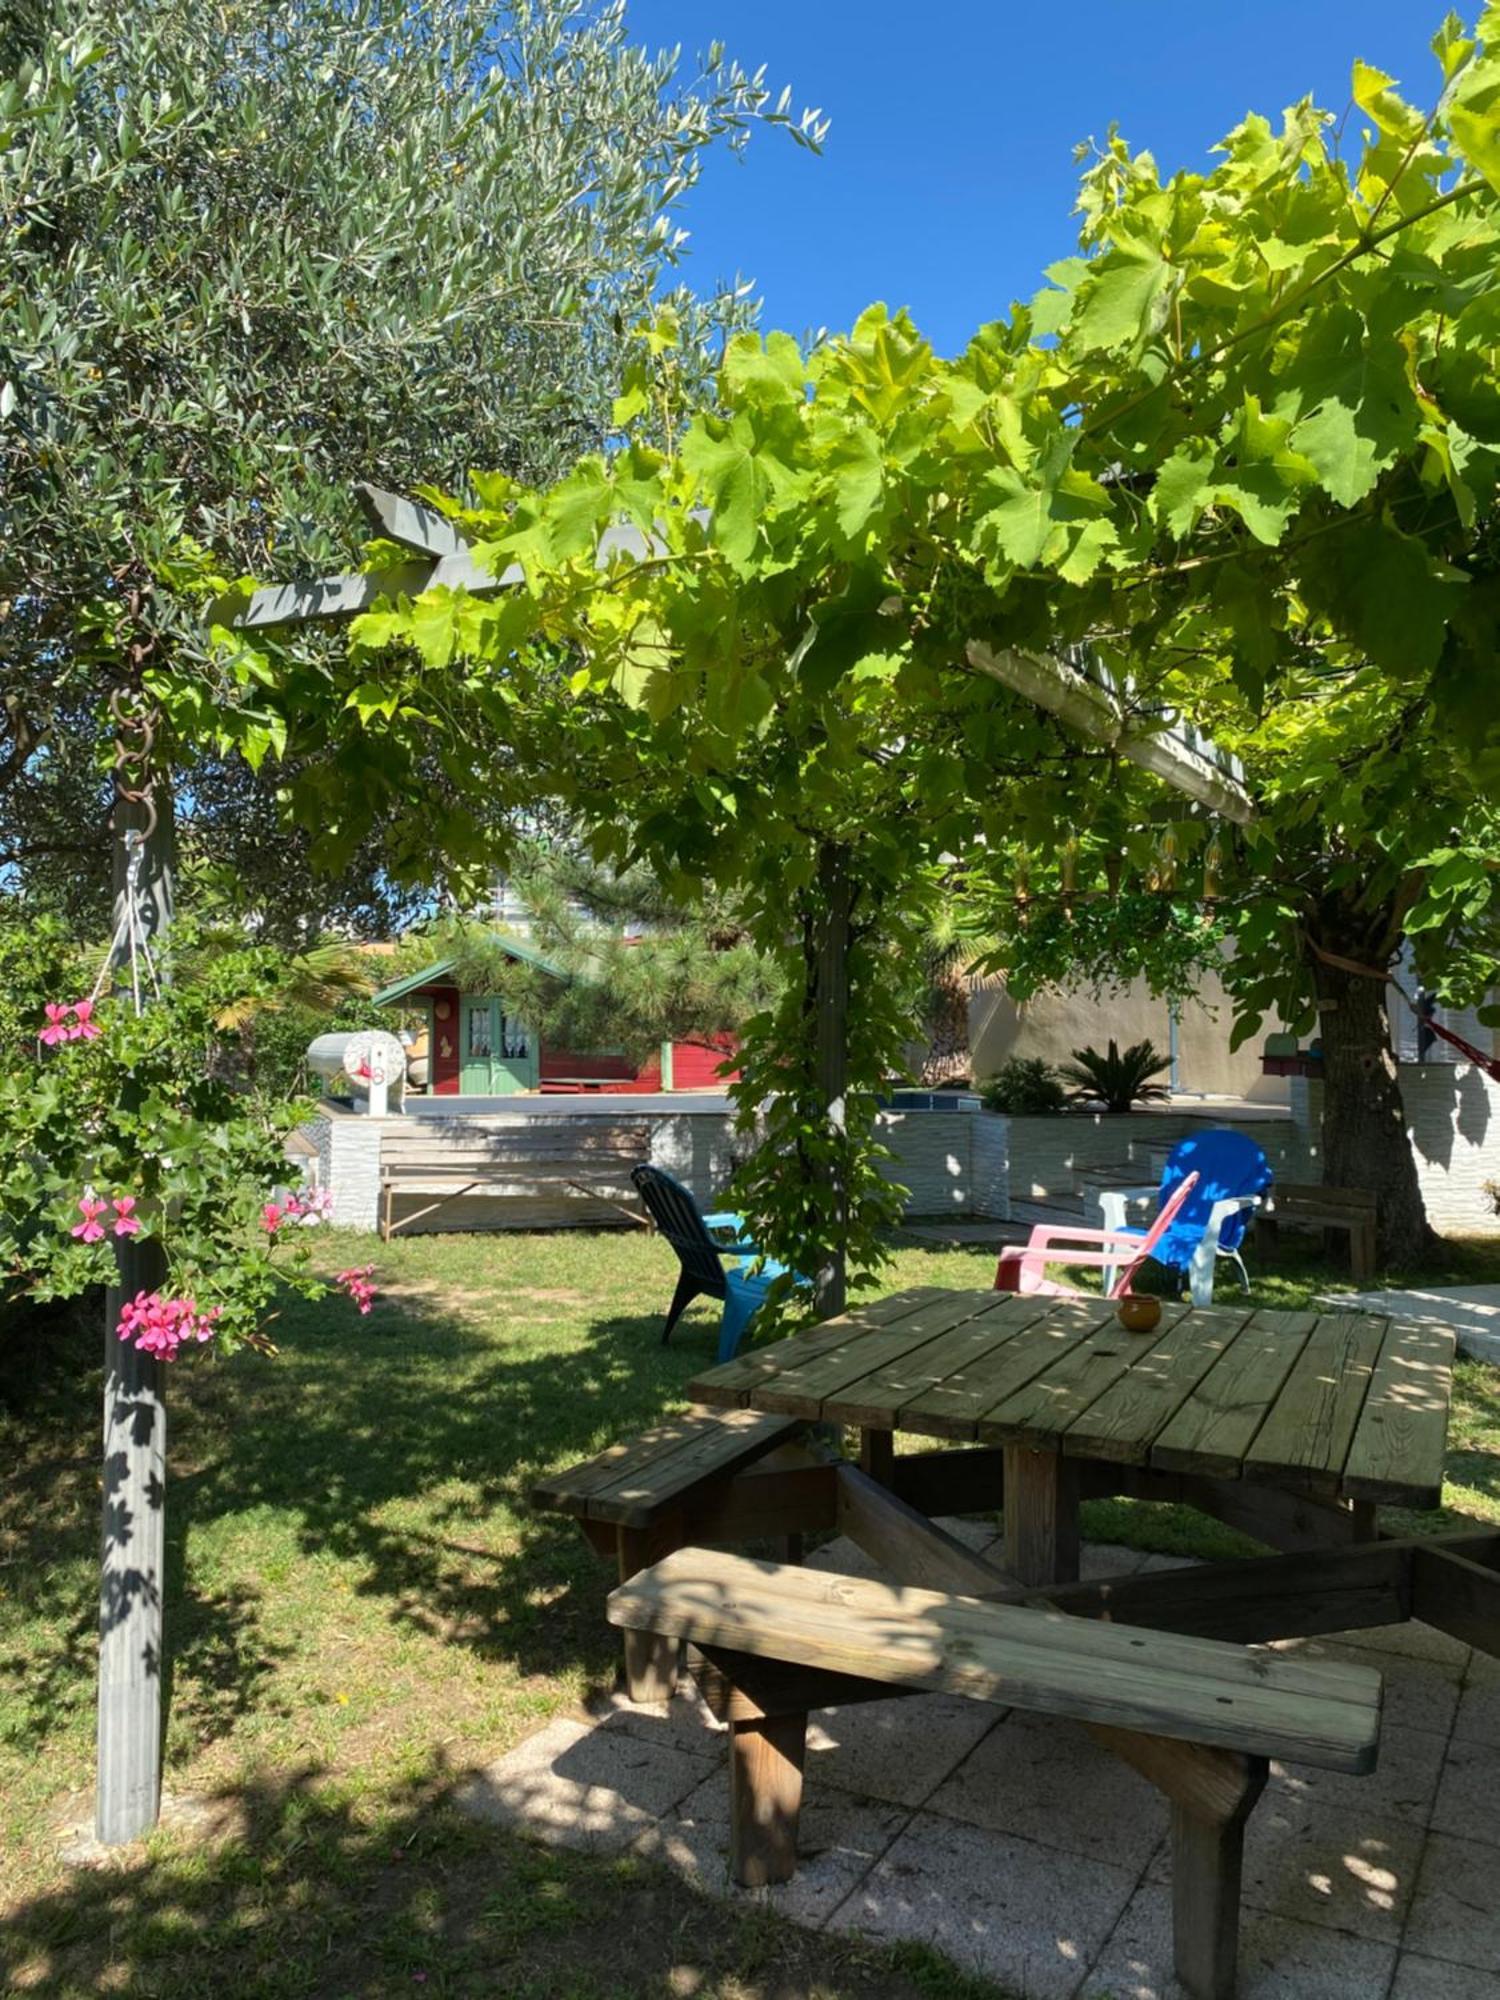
top-left (371, 934), bottom-right (566, 1008)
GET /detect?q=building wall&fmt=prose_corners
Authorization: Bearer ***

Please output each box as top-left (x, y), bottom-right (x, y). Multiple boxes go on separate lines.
top-left (1289, 1067), bottom-right (1500, 1238)
top-left (969, 961), bottom-right (1294, 1105)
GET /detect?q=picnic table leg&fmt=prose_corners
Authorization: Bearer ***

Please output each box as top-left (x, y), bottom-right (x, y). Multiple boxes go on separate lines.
top-left (1169, 1758), bottom-right (1268, 2000)
top-left (1003, 1445), bottom-right (1079, 1586)
top-left (729, 1709), bottom-right (807, 1887)
top-left (859, 1426), bottom-right (895, 1488)
top-left (618, 1521), bottom-right (683, 1701)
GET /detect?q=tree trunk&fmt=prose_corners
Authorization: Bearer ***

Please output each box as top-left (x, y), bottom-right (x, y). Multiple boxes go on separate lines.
top-left (1307, 922), bottom-right (1435, 1270)
top-left (809, 844), bottom-right (854, 1319)
top-left (96, 756), bottom-right (173, 1845)
top-left (919, 965), bottom-right (972, 1086)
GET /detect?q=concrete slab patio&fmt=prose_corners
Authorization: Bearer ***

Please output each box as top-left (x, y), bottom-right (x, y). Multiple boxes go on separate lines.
top-left (1328, 1284), bottom-right (1500, 1365)
top-left (458, 1531), bottom-right (1497, 1999)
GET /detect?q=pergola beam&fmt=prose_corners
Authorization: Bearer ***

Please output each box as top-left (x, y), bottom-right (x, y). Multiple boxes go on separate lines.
top-left (214, 492), bottom-right (1255, 822)
top-left (966, 639), bottom-right (1254, 825)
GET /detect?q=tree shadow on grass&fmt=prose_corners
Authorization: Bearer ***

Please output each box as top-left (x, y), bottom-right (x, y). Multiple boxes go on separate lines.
top-left (2, 1269), bottom-right (728, 1770)
top-left (2, 1754), bottom-right (946, 2000)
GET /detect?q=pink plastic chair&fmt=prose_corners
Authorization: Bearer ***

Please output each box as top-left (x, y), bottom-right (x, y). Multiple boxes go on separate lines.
top-left (994, 1172), bottom-right (1201, 1298)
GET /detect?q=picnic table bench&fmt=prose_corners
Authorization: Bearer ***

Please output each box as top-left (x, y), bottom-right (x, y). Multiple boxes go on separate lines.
top-left (530, 1287), bottom-right (1500, 1997)
top-left (532, 1405), bottom-right (811, 1698)
top-left (379, 1117), bottom-right (650, 1238)
top-left (611, 1545), bottom-right (1383, 2000)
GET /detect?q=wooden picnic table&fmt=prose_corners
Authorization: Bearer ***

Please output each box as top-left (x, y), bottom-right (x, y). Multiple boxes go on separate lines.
top-left (688, 1286), bottom-right (1456, 1586)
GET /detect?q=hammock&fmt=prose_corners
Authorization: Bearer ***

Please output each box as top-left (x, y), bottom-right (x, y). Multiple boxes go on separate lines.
top-left (1305, 939), bottom-right (1500, 1086)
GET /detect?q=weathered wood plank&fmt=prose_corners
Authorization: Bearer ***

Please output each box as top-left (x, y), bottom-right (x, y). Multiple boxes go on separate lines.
top-left (1240, 1314), bottom-right (1389, 1497)
top-left (748, 1291), bottom-right (1001, 1419)
top-left (1341, 1316), bottom-right (1456, 1508)
top-left (898, 1300), bottom-right (1116, 1441)
top-left (815, 1294), bottom-right (1045, 1429)
top-left (1410, 1545), bottom-right (1500, 1653)
top-left (980, 1304), bottom-right (1194, 1449)
top-left (729, 1712), bottom-right (807, 1886)
top-left (687, 1288), bottom-right (942, 1407)
top-left (1062, 1309), bottom-right (1255, 1465)
top-left (530, 1407), bottom-right (798, 1525)
top-left (835, 1463), bottom-right (1016, 1596)
top-left (1149, 1311), bottom-right (1318, 1479)
top-left (608, 1549), bottom-right (1383, 1771)
top-left (1004, 1445), bottom-right (1080, 1585)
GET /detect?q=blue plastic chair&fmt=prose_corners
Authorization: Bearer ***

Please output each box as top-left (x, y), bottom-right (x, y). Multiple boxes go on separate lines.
top-left (1098, 1129), bottom-right (1274, 1306)
top-left (630, 1164), bottom-right (800, 1362)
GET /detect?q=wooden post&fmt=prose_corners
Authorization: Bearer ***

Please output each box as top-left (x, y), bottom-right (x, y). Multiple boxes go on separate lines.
top-left (617, 1520), bottom-right (683, 1702)
top-left (810, 844), bottom-right (854, 1321)
top-left (1169, 1762), bottom-right (1267, 2000)
top-left (729, 1710), bottom-right (807, 1886)
top-left (1003, 1444), bottom-right (1080, 1586)
top-left (96, 756), bottom-right (173, 1845)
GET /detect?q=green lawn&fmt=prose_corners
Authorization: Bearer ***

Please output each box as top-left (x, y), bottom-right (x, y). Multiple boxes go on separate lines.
top-left (3, 1224), bottom-right (1499, 1998)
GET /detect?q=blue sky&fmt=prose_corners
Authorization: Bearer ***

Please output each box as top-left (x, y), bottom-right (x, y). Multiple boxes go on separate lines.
top-left (626, 2), bottom-right (1449, 356)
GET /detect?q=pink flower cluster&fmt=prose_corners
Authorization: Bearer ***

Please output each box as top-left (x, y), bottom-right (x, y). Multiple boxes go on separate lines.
top-left (337, 1265), bottom-right (377, 1314)
top-left (40, 999), bottom-right (102, 1046)
top-left (117, 1290), bottom-right (222, 1360)
top-left (261, 1186), bottom-right (334, 1236)
top-left (71, 1193), bottom-right (140, 1242)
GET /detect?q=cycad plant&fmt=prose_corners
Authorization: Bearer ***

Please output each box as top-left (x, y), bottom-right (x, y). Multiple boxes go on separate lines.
top-left (1060, 1039), bottom-right (1171, 1113)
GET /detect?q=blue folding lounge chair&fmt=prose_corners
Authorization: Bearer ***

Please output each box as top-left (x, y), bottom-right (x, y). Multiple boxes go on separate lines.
top-left (630, 1164), bottom-right (797, 1363)
top-left (1099, 1129), bottom-right (1274, 1307)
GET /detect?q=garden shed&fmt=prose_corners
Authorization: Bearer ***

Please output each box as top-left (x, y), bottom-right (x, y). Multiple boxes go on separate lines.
top-left (371, 937), bottom-right (739, 1098)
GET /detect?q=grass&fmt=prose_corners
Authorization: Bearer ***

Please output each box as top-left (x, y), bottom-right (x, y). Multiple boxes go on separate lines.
top-left (3, 1223), bottom-right (1499, 1996)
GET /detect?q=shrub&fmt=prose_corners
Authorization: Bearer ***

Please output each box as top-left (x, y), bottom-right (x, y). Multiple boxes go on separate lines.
top-left (979, 1058), bottom-right (1066, 1115)
top-left (1060, 1039), bottom-right (1172, 1113)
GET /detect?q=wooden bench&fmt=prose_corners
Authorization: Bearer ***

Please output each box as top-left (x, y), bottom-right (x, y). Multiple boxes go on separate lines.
top-left (609, 1547), bottom-right (1383, 2000)
top-left (1259, 1183), bottom-right (1378, 1283)
top-left (379, 1118), bottom-right (650, 1238)
top-left (532, 1408), bottom-right (811, 1699)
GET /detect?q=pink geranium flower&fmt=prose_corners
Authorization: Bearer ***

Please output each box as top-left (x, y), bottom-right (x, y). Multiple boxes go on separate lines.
top-left (39, 999), bottom-right (105, 1045)
top-left (261, 1201), bottom-right (285, 1235)
top-left (116, 1291), bottom-right (222, 1360)
top-left (69, 999), bottom-right (102, 1041)
top-left (71, 1194), bottom-right (108, 1243)
top-left (40, 1003), bottom-right (72, 1047)
top-left (111, 1196), bottom-right (141, 1238)
top-left (336, 1265), bottom-right (377, 1314)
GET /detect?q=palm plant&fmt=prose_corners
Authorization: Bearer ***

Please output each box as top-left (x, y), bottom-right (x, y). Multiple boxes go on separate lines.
top-left (1060, 1039), bottom-right (1172, 1113)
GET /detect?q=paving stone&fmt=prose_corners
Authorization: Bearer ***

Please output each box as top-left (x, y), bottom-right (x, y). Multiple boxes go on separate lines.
top-left (589, 1680), bottom-right (727, 1753)
top-left (454, 1716), bottom-right (718, 1855)
top-left (803, 1534), bottom-right (885, 1581)
top-left (1080, 1541), bottom-right (1149, 1580)
top-left (1241, 1795), bottom-right (1422, 1942)
top-left (1339, 1620), bottom-right (1472, 1672)
top-left (831, 1811), bottom-right (1138, 1999)
top-left (1404, 1831), bottom-right (1500, 1971)
top-left (1081, 1882), bottom-right (1397, 1999)
top-left (932, 1513), bottom-right (1000, 1550)
top-left (1390, 1951), bottom-right (1500, 2000)
top-left (1453, 1647), bottom-right (1500, 1750)
top-left (926, 1711), bottom-right (1167, 1868)
top-left (1145, 1792), bottom-right (1422, 1943)
top-left (1430, 1737), bottom-right (1500, 1849)
top-left (1270, 1722), bottom-right (1447, 1827)
top-left (807, 1693), bottom-right (1001, 1808)
top-left (636, 1772), bottom-right (907, 1927)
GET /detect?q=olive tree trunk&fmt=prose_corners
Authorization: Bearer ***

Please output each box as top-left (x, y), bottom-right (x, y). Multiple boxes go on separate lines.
top-left (96, 775), bottom-right (172, 1845)
top-left (1308, 925), bottom-right (1435, 1270)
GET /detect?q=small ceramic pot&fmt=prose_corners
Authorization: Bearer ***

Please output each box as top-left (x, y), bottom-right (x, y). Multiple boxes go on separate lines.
top-left (1116, 1294), bottom-right (1163, 1334)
